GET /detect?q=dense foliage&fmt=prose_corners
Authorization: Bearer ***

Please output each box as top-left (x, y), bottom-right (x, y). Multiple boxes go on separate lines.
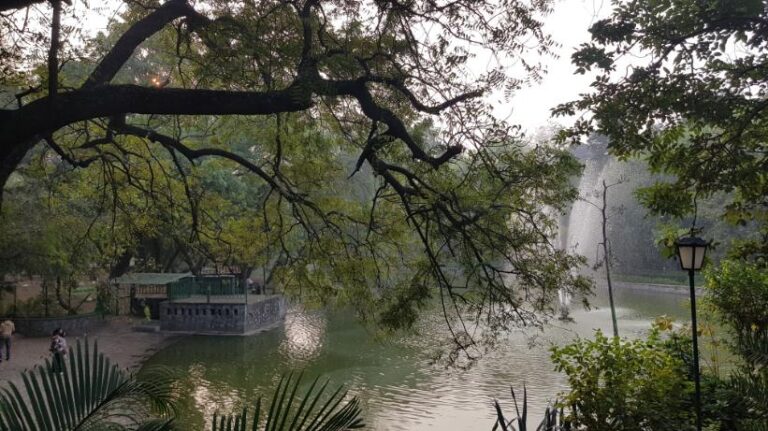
top-left (550, 329), bottom-right (692, 430)
top-left (0, 0), bottom-right (594, 358)
top-left (556, 0), bottom-right (768, 260)
top-left (706, 260), bottom-right (768, 428)
top-left (547, 280), bottom-right (768, 431)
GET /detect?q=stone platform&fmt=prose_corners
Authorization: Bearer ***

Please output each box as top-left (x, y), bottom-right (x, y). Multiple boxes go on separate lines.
top-left (159, 295), bottom-right (286, 335)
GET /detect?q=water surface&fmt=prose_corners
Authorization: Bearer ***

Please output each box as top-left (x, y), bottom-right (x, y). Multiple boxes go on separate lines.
top-left (144, 285), bottom-right (691, 430)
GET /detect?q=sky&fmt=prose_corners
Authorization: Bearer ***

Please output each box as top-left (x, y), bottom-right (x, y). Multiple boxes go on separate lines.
top-left (504, 0), bottom-right (609, 133)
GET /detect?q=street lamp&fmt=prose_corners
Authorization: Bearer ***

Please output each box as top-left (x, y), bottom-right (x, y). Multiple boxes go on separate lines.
top-left (675, 235), bottom-right (709, 431)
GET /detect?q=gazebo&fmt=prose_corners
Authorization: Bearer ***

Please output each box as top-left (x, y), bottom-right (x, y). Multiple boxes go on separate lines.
top-left (112, 272), bottom-right (284, 334)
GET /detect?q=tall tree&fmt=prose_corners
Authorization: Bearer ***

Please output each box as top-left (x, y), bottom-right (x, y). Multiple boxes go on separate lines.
top-left (584, 177), bottom-right (626, 338)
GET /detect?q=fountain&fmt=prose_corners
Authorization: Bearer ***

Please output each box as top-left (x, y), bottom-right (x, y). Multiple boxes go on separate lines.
top-left (562, 156), bottom-right (610, 267)
top-left (558, 136), bottom-right (678, 277)
top-left (559, 139), bottom-right (613, 267)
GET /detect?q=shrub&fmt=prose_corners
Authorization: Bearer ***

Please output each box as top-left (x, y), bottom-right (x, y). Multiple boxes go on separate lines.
top-left (550, 330), bottom-right (693, 431)
top-left (706, 260), bottom-right (768, 428)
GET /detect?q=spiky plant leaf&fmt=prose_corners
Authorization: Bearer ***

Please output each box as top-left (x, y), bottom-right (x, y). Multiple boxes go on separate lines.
top-left (210, 373), bottom-right (363, 431)
top-left (493, 386), bottom-right (569, 431)
top-left (0, 338), bottom-right (176, 431)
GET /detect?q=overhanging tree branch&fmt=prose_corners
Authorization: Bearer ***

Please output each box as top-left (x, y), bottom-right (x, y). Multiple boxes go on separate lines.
top-left (0, 0), bottom-right (591, 357)
top-left (367, 76), bottom-right (484, 115)
top-left (108, 117), bottom-right (299, 202)
top-left (4, 84), bottom-right (314, 145)
top-left (321, 78), bottom-right (464, 167)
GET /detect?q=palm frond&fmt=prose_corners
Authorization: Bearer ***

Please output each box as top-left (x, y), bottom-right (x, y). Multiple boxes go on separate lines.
top-left (0, 338), bottom-right (176, 431)
top-left (211, 373), bottom-right (364, 431)
top-left (135, 418), bottom-right (176, 431)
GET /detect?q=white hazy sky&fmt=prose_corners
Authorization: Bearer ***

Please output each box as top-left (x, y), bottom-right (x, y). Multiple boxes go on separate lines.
top-left (72, 0), bottom-right (607, 133)
top-left (504, 0), bottom-right (609, 132)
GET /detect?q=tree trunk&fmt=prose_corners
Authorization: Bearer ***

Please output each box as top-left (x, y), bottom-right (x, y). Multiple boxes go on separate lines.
top-left (601, 179), bottom-right (619, 338)
top-left (55, 275), bottom-right (78, 315)
top-left (109, 250), bottom-right (134, 279)
top-left (0, 139), bottom-right (36, 206)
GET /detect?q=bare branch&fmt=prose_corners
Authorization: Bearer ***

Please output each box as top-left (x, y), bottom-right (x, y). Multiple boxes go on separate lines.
top-left (43, 135), bottom-right (100, 168)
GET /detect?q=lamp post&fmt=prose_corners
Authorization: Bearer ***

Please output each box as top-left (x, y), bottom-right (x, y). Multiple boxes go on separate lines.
top-left (675, 235), bottom-right (709, 431)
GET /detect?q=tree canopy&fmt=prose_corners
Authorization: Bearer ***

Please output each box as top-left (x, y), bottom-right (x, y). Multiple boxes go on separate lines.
top-left (556, 0), bottom-right (768, 260)
top-left (0, 0), bottom-right (591, 358)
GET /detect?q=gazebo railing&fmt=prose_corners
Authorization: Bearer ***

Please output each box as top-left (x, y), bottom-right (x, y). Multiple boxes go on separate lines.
top-left (168, 277), bottom-right (244, 302)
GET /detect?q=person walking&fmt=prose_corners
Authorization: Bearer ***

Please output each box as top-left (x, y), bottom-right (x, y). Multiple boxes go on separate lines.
top-left (49, 328), bottom-right (68, 372)
top-left (0, 318), bottom-right (14, 362)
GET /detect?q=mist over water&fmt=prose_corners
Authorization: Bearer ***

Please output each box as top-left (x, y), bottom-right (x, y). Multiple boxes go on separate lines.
top-left (559, 136), bottom-right (687, 276)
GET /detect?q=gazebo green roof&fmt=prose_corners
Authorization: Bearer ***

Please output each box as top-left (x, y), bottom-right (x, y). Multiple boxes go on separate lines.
top-left (112, 272), bottom-right (193, 285)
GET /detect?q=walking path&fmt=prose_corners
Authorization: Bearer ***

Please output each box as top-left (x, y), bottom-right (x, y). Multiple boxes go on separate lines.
top-left (0, 316), bottom-right (180, 389)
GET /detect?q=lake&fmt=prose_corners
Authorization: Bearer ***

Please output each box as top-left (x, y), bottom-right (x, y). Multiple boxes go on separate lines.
top-left (143, 284), bottom-right (692, 430)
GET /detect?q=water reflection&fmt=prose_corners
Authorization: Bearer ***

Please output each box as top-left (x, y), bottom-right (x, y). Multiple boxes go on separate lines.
top-left (279, 310), bottom-right (326, 362)
top-left (186, 364), bottom-right (242, 421)
top-left (144, 285), bottom-right (691, 430)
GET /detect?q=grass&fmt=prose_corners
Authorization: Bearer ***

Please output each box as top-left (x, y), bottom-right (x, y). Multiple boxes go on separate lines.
top-left (71, 284), bottom-right (98, 295)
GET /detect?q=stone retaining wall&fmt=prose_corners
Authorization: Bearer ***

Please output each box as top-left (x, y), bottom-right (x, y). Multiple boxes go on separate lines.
top-left (611, 281), bottom-right (704, 296)
top-left (159, 295), bottom-right (286, 334)
top-left (1, 313), bottom-right (105, 337)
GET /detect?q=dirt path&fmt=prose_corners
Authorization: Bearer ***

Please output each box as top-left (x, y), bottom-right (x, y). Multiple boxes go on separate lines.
top-left (0, 316), bottom-right (181, 389)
